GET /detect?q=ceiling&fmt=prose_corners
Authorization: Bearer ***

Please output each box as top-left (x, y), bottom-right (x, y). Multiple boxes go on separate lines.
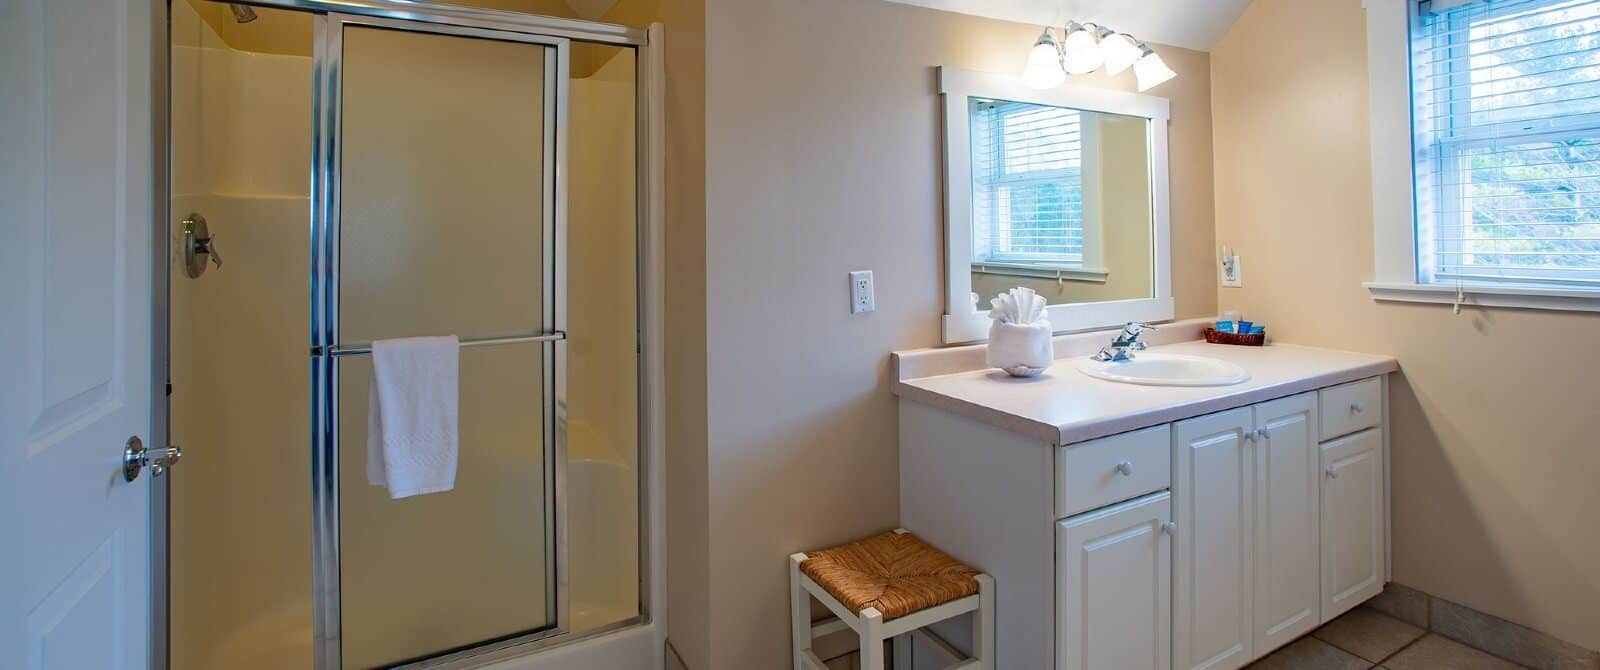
top-left (564, 0), bottom-right (620, 19)
top-left (881, 0), bottom-right (1254, 52)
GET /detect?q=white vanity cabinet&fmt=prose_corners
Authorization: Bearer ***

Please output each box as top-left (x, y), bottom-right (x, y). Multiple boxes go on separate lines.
top-left (898, 346), bottom-right (1394, 670)
top-left (1248, 393), bottom-right (1323, 655)
top-left (1056, 492), bottom-right (1172, 670)
top-left (1320, 427), bottom-right (1385, 619)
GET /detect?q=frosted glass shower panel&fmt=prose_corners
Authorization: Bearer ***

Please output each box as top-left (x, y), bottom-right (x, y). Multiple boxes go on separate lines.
top-left (338, 25), bottom-right (550, 344)
top-left (334, 23), bottom-right (558, 669)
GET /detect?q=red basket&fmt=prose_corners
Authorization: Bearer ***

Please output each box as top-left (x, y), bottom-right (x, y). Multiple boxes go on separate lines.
top-left (1204, 328), bottom-right (1265, 346)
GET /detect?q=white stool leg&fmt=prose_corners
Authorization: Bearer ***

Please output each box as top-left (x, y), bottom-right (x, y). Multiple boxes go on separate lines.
top-left (892, 635), bottom-right (912, 670)
top-left (860, 607), bottom-right (886, 670)
top-left (975, 574), bottom-right (995, 670)
top-left (789, 554), bottom-right (813, 670)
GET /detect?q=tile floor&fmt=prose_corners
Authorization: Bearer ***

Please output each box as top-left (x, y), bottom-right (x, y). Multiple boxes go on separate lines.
top-left (823, 602), bottom-right (1545, 669)
top-left (1246, 605), bottom-right (1530, 670)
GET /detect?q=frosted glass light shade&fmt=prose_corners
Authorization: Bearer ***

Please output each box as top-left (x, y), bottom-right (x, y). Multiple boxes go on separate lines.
top-left (1022, 32), bottom-right (1065, 89)
top-left (1101, 32), bottom-right (1141, 76)
top-left (1133, 48), bottom-right (1176, 91)
top-left (1061, 23), bottom-right (1102, 74)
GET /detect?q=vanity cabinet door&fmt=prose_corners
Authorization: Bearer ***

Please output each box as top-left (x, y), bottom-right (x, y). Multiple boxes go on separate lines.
top-left (1056, 492), bottom-right (1171, 670)
top-left (1174, 408), bottom-right (1255, 670)
top-left (1320, 428), bottom-right (1385, 622)
top-left (1251, 393), bottom-right (1321, 655)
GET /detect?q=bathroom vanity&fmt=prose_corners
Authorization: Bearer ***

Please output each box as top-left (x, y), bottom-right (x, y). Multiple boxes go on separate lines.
top-left (893, 321), bottom-right (1398, 670)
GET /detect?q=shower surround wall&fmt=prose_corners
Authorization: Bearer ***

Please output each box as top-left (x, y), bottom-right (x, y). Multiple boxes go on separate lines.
top-left (167, 3), bottom-right (641, 667)
top-left (169, 3), bottom-right (314, 668)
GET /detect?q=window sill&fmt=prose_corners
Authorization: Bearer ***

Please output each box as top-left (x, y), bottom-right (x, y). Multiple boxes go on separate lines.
top-left (1364, 281), bottom-right (1600, 313)
top-left (973, 262), bottom-right (1108, 283)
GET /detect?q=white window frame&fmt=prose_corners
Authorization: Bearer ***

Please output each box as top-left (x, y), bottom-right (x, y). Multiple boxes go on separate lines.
top-left (1363, 0), bottom-right (1600, 312)
top-left (970, 102), bottom-right (1101, 270)
top-left (940, 66), bottom-right (1173, 343)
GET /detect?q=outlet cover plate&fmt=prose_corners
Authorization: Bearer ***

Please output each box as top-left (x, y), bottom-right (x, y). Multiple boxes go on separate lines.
top-left (850, 270), bottom-right (875, 314)
top-left (1220, 255), bottom-right (1243, 288)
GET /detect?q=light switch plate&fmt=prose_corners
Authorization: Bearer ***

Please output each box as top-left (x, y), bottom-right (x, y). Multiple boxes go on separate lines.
top-left (850, 270), bottom-right (875, 314)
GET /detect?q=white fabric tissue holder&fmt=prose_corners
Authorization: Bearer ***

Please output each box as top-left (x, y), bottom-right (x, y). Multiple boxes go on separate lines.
top-left (367, 335), bottom-right (460, 499)
top-left (986, 287), bottom-right (1053, 377)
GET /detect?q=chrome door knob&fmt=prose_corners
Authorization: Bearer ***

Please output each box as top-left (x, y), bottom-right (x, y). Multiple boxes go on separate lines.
top-left (1325, 466), bottom-right (1339, 480)
top-left (123, 436), bottom-right (183, 482)
top-left (1115, 461), bottom-right (1134, 477)
top-left (1160, 522), bottom-right (1177, 536)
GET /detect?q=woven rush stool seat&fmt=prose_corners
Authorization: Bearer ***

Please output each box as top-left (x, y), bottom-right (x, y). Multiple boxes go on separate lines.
top-left (799, 530), bottom-right (979, 621)
top-left (790, 528), bottom-right (993, 670)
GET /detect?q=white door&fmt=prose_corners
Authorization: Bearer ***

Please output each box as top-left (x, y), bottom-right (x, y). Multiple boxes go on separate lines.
top-left (0, 0), bottom-right (155, 668)
top-left (1251, 393), bottom-right (1320, 655)
top-left (1056, 492), bottom-right (1172, 670)
top-left (1174, 408), bottom-right (1254, 670)
top-left (1320, 428), bottom-right (1385, 621)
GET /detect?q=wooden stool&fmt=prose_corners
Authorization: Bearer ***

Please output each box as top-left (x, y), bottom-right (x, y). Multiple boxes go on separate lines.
top-left (789, 529), bottom-right (994, 670)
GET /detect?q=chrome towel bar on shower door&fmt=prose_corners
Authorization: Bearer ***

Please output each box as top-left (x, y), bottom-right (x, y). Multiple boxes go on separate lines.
top-left (312, 330), bottom-right (567, 357)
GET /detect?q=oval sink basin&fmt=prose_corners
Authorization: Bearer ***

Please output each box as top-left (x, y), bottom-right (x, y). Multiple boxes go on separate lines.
top-left (1078, 353), bottom-right (1251, 387)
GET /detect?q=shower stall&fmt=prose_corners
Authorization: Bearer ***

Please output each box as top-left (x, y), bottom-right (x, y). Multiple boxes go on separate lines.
top-left (162, 1), bottom-right (657, 667)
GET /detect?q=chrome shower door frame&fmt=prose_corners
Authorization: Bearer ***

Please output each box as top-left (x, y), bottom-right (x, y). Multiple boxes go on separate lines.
top-left (310, 11), bottom-right (571, 669)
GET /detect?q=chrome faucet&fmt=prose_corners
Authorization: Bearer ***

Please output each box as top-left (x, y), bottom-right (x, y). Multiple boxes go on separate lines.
top-left (1092, 322), bottom-right (1158, 362)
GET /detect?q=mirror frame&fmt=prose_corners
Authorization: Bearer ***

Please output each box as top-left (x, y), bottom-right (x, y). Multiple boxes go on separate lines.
top-left (939, 66), bottom-right (1173, 343)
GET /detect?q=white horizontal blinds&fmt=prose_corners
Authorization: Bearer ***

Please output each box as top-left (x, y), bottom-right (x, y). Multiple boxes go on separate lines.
top-left (1413, 0), bottom-right (1600, 288)
top-left (970, 98), bottom-right (1085, 265)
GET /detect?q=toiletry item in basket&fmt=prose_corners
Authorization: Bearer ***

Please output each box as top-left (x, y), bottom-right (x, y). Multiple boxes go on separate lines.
top-left (1215, 320), bottom-right (1236, 333)
top-left (986, 287), bottom-right (1053, 377)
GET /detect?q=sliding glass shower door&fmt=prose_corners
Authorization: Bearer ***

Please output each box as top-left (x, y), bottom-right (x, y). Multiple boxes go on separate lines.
top-left (167, 2), bottom-right (645, 667)
top-left (313, 14), bottom-right (567, 669)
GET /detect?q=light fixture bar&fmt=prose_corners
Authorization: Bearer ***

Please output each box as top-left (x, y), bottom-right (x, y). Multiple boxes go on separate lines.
top-left (1019, 21), bottom-right (1175, 90)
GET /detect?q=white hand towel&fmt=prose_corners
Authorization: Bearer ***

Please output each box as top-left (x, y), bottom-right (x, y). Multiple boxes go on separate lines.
top-left (986, 287), bottom-right (1054, 376)
top-left (367, 335), bottom-right (459, 499)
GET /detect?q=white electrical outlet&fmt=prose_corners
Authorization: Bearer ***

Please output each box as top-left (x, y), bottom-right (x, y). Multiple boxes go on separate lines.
top-left (1220, 253), bottom-right (1243, 287)
top-left (849, 270), bottom-right (875, 314)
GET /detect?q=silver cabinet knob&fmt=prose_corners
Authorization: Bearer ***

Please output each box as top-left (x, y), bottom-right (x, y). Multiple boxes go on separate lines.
top-left (123, 436), bottom-right (183, 482)
top-left (1350, 402), bottom-right (1364, 414)
top-left (1325, 466), bottom-right (1339, 480)
top-left (1160, 522), bottom-right (1177, 536)
top-left (1115, 461), bottom-right (1134, 477)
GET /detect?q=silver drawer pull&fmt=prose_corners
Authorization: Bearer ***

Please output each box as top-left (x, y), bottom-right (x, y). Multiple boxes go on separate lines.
top-left (1114, 461), bottom-right (1134, 477)
top-left (1325, 466), bottom-right (1340, 480)
top-left (1350, 402), bottom-right (1365, 414)
top-left (1160, 522), bottom-right (1177, 536)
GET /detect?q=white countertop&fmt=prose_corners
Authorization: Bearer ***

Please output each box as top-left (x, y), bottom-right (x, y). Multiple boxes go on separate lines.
top-left (893, 340), bottom-right (1399, 445)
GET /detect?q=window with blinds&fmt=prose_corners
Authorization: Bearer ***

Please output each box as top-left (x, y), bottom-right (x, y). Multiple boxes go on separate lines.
top-left (1411, 0), bottom-right (1600, 289)
top-left (970, 98), bottom-right (1086, 265)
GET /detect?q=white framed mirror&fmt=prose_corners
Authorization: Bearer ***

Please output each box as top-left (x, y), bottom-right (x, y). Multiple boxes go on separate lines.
top-left (940, 66), bottom-right (1173, 343)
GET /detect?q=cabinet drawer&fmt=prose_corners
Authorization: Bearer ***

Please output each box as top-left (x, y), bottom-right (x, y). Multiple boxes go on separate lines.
top-left (1057, 424), bottom-right (1171, 518)
top-left (1318, 377), bottom-right (1382, 441)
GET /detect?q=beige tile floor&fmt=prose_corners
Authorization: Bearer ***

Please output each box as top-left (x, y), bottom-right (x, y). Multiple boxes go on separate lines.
top-left (823, 603), bottom-right (1535, 669)
top-left (1246, 605), bottom-right (1531, 670)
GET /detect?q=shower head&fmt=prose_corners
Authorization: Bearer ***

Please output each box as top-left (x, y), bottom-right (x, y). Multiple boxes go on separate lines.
top-left (229, 3), bottom-right (258, 23)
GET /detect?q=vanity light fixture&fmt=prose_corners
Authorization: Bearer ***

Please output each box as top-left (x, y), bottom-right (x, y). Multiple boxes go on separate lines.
top-left (1021, 21), bottom-right (1175, 92)
top-left (1022, 29), bottom-right (1067, 89)
top-left (1060, 22), bottom-right (1103, 74)
top-left (1131, 43), bottom-right (1178, 91)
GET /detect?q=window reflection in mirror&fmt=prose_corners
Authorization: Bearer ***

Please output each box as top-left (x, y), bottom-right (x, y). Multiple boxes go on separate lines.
top-left (968, 98), bottom-right (1154, 306)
